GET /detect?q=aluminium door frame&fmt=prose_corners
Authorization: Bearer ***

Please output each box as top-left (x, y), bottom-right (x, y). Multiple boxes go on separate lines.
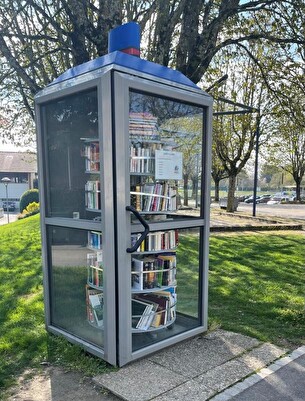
top-left (113, 71), bottom-right (213, 366)
top-left (35, 72), bottom-right (117, 366)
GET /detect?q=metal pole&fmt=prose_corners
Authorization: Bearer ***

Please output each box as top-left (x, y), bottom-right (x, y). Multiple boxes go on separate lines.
top-left (5, 183), bottom-right (9, 223)
top-left (252, 113), bottom-right (260, 217)
top-left (1, 177), bottom-right (11, 224)
top-left (195, 153), bottom-right (199, 208)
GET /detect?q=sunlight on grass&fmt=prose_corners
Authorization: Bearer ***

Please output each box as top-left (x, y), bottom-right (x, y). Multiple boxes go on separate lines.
top-left (208, 232), bottom-right (305, 347)
top-left (0, 215), bottom-right (112, 396)
top-left (0, 215), bottom-right (304, 396)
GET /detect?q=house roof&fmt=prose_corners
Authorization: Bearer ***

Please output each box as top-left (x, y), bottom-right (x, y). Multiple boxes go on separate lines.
top-left (0, 151), bottom-right (37, 173)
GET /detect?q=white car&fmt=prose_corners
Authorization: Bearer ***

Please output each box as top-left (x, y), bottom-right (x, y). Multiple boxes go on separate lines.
top-left (267, 195), bottom-right (290, 205)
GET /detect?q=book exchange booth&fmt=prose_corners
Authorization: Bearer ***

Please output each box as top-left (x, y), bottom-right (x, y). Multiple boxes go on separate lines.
top-left (35, 23), bottom-right (213, 367)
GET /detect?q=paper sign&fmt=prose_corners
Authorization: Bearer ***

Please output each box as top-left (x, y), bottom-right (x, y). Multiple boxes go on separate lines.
top-left (155, 150), bottom-right (183, 180)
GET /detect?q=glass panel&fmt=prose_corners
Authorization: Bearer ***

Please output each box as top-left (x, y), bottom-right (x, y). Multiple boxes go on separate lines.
top-left (48, 226), bottom-right (104, 348)
top-left (42, 89), bottom-right (101, 220)
top-left (131, 227), bottom-right (200, 352)
top-left (129, 91), bottom-right (204, 223)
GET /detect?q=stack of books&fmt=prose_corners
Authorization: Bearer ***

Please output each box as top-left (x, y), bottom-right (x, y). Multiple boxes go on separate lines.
top-left (129, 112), bottom-right (160, 140)
top-left (131, 254), bottom-right (176, 290)
top-left (132, 290), bottom-right (176, 330)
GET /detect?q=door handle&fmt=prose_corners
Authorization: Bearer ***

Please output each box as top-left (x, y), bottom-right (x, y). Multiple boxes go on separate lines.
top-left (126, 205), bottom-right (150, 253)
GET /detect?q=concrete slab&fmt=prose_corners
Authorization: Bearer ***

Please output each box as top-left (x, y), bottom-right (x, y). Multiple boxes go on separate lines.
top-left (151, 379), bottom-right (214, 401)
top-left (93, 359), bottom-right (186, 401)
top-left (239, 343), bottom-right (287, 370)
top-left (94, 330), bottom-right (264, 401)
top-left (197, 358), bottom-right (254, 393)
top-left (148, 330), bottom-right (261, 378)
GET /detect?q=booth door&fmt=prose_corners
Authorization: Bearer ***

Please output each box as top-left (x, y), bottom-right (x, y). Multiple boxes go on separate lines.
top-left (114, 72), bottom-right (212, 366)
top-left (37, 79), bottom-right (117, 366)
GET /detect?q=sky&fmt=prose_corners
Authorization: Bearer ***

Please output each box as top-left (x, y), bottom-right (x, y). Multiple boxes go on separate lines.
top-left (0, 140), bottom-right (36, 153)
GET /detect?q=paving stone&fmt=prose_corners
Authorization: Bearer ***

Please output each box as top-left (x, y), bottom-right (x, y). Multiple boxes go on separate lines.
top-left (196, 358), bottom-right (254, 392)
top-left (93, 359), bottom-right (185, 401)
top-left (152, 379), bottom-right (215, 401)
top-left (239, 343), bottom-right (287, 370)
top-left (148, 330), bottom-right (260, 379)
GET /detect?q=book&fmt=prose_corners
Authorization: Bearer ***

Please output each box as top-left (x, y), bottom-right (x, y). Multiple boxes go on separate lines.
top-left (85, 286), bottom-right (103, 327)
top-left (89, 292), bottom-right (104, 327)
top-left (131, 257), bottom-right (144, 290)
top-left (133, 291), bottom-right (175, 328)
top-left (84, 142), bottom-right (100, 171)
top-left (88, 231), bottom-right (102, 249)
top-left (87, 252), bottom-right (103, 287)
top-left (85, 180), bottom-right (101, 210)
top-left (142, 257), bottom-right (155, 289)
top-left (132, 298), bottom-right (154, 330)
top-left (156, 254), bottom-right (176, 286)
top-left (132, 296), bottom-right (159, 330)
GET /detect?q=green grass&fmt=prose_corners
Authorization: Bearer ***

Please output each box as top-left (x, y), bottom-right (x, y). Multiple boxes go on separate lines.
top-left (0, 215), bottom-right (113, 398)
top-left (208, 232), bottom-right (305, 348)
top-left (0, 216), bottom-right (304, 396)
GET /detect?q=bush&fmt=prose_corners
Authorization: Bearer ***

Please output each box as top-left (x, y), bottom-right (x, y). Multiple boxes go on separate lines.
top-left (18, 202), bottom-right (40, 219)
top-left (19, 189), bottom-right (39, 213)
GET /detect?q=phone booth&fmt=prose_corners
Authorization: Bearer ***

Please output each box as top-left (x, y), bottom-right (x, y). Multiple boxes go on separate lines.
top-left (35, 22), bottom-right (213, 367)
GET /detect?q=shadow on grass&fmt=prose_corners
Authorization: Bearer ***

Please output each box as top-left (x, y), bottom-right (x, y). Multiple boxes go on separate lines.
top-left (1, 216), bottom-right (304, 394)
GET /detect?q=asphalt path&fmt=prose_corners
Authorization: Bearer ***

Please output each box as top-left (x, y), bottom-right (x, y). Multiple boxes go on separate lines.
top-left (0, 211), bottom-right (19, 225)
top-left (1, 204), bottom-right (304, 226)
top-left (230, 352), bottom-right (305, 401)
top-left (237, 202), bottom-right (305, 221)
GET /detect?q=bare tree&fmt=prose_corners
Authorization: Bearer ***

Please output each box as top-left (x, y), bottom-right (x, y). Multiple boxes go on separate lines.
top-left (0, 0), bottom-right (303, 144)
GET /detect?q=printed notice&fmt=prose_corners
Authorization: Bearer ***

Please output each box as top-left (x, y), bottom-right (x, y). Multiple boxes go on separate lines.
top-left (155, 150), bottom-right (183, 180)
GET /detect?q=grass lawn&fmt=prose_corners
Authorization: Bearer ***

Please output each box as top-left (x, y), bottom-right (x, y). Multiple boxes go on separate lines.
top-left (0, 215), bottom-right (112, 397)
top-left (209, 231), bottom-right (305, 348)
top-left (0, 215), bottom-right (304, 396)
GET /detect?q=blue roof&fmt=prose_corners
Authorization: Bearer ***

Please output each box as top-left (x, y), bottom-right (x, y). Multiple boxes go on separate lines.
top-left (49, 51), bottom-right (199, 89)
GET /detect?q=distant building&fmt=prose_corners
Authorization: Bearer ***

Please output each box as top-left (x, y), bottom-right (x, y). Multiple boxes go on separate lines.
top-left (0, 151), bottom-right (37, 209)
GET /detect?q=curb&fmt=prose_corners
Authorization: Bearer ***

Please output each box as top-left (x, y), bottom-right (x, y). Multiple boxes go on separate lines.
top-left (210, 345), bottom-right (305, 400)
top-left (210, 224), bottom-right (303, 232)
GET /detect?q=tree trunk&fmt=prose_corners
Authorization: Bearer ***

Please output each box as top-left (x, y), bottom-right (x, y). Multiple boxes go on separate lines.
top-left (183, 173), bottom-right (189, 206)
top-left (295, 179), bottom-right (301, 201)
top-left (227, 174), bottom-right (237, 212)
top-left (214, 179), bottom-right (220, 202)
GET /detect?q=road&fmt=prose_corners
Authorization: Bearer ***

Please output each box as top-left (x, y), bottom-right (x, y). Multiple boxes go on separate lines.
top-left (0, 211), bottom-right (19, 225)
top-left (236, 202), bottom-right (305, 221)
top-left (1, 204), bottom-right (304, 227)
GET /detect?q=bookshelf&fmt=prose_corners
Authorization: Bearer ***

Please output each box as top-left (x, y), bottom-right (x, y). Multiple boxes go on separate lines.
top-left (131, 244), bottom-right (177, 331)
top-left (86, 232), bottom-right (104, 328)
top-left (81, 139), bottom-right (104, 328)
top-left (82, 139), bottom-right (101, 213)
top-left (128, 111), bottom-right (181, 333)
top-left (129, 113), bottom-right (180, 216)
top-left (36, 50), bottom-right (212, 367)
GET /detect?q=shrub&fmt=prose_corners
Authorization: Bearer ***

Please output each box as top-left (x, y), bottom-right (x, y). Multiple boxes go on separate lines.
top-left (24, 201), bottom-right (40, 215)
top-left (19, 189), bottom-right (39, 213)
top-left (18, 202), bottom-right (40, 219)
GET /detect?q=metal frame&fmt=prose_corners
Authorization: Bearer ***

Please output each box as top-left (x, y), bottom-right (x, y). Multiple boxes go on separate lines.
top-left (113, 71), bottom-right (213, 366)
top-left (213, 96), bottom-right (260, 216)
top-left (35, 63), bottom-right (213, 367)
top-left (35, 73), bottom-right (117, 366)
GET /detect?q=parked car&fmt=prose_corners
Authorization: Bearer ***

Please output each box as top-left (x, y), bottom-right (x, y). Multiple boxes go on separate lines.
top-left (256, 194), bottom-right (272, 204)
top-left (267, 195), bottom-right (290, 205)
top-left (2, 201), bottom-right (16, 211)
top-left (289, 192), bottom-right (296, 201)
top-left (244, 195), bottom-right (260, 203)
